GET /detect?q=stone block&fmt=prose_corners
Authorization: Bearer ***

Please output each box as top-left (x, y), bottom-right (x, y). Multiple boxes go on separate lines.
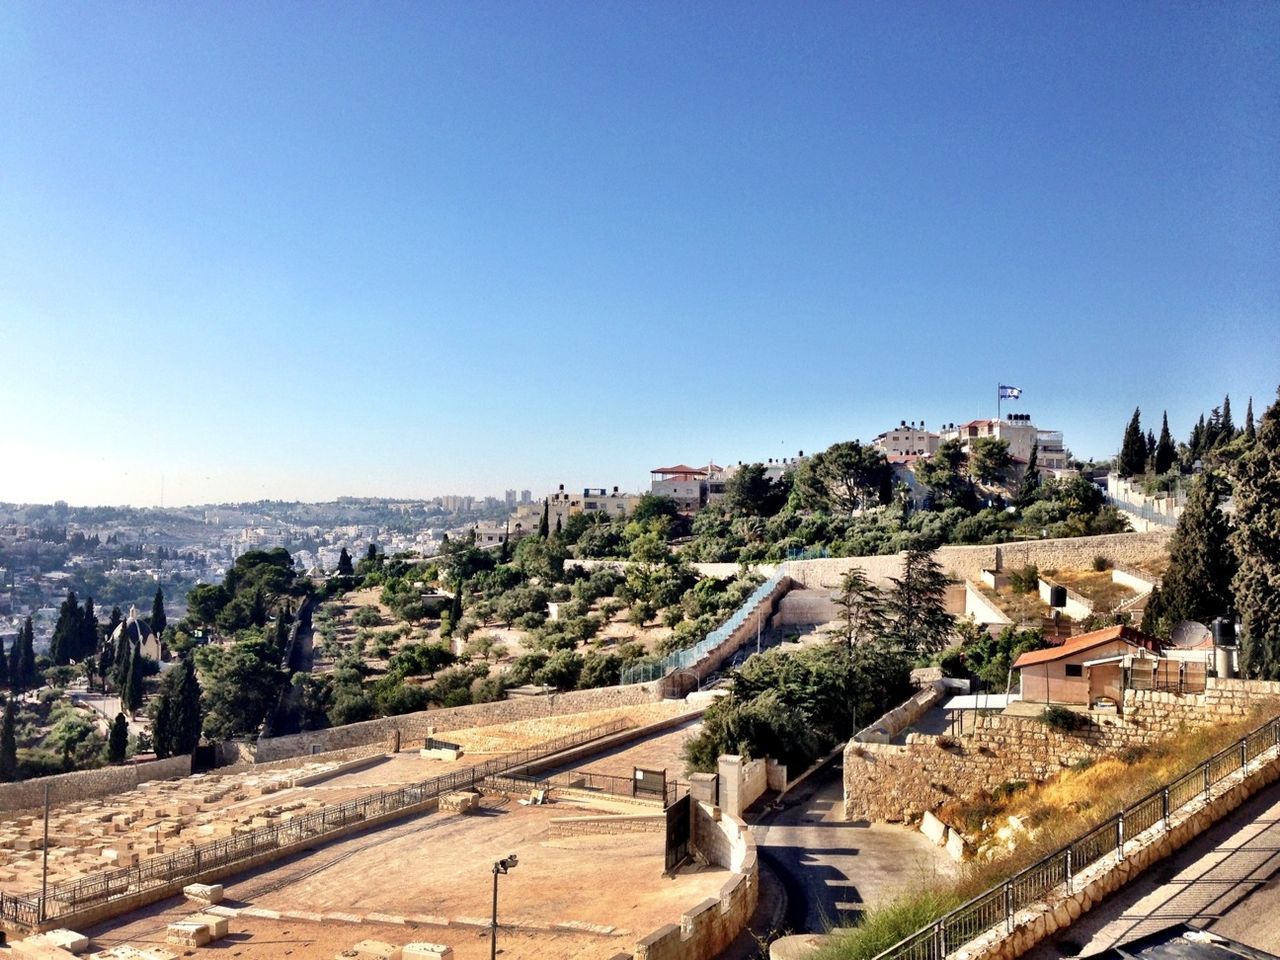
top-left (188, 913), bottom-right (229, 939)
top-left (183, 882), bottom-right (224, 904)
top-left (165, 922), bottom-right (211, 947)
top-left (401, 946), bottom-right (452, 960)
top-left (349, 941), bottom-right (402, 960)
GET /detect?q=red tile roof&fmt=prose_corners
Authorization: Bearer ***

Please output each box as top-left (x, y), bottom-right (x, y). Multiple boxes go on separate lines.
top-left (1013, 625), bottom-right (1165, 669)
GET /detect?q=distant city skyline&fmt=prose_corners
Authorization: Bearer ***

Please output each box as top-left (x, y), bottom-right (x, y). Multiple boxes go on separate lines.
top-left (2, 3), bottom-right (1276, 507)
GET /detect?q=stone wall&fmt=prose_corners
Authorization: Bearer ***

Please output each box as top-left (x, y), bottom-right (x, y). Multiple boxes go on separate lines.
top-left (843, 678), bottom-right (1280, 822)
top-left (252, 682), bottom-right (664, 762)
top-left (548, 814), bottom-right (665, 837)
top-left (0, 756), bottom-right (192, 814)
top-left (627, 802), bottom-right (758, 960)
top-left (854, 680), bottom-right (953, 744)
top-left (717, 755), bottom-right (767, 818)
top-left (781, 531), bottom-right (1170, 591)
top-left (775, 589), bottom-right (839, 627)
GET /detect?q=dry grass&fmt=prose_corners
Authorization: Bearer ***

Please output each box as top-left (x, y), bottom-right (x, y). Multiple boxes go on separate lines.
top-left (817, 702), bottom-right (1280, 960)
top-left (1052, 570), bottom-right (1136, 611)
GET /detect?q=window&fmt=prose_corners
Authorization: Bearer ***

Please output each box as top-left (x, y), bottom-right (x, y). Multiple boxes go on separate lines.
top-left (1064, 663), bottom-right (1083, 678)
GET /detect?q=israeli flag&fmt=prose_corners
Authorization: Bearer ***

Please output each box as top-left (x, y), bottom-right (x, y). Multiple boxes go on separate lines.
top-left (999, 384), bottom-right (1022, 400)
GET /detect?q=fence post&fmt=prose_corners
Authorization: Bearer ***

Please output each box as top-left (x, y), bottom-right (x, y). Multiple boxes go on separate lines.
top-left (936, 918), bottom-right (947, 960)
top-left (1162, 787), bottom-right (1170, 828)
top-left (1005, 881), bottom-right (1013, 932)
top-left (1116, 813), bottom-right (1125, 860)
top-left (1204, 762), bottom-right (1211, 800)
top-left (1241, 738), bottom-right (1248, 771)
top-left (1065, 848), bottom-right (1073, 894)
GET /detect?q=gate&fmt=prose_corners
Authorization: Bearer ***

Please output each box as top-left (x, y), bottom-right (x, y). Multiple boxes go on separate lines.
top-left (665, 794), bottom-right (691, 873)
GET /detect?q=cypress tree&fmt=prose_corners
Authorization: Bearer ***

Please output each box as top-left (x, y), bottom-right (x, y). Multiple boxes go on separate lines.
top-left (336, 547), bottom-right (354, 577)
top-left (150, 587), bottom-right (167, 638)
top-left (173, 655), bottom-right (203, 755)
top-left (555, 515), bottom-right (562, 536)
top-left (1154, 412), bottom-right (1176, 475)
top-left (112, 627), bottom-right (130, 690)
top-left (1157, 470), bottom-right (1236, 631)
top-left (249, 588), bottom-right (268, 628)
top-left (1190, 414), bottom-right (1206, 460)
top-left (123, 642), bottom-right (145, 717)
top-left (105, 606), bottom-right (123, 646)
top-left (1119, 407), bottom-right (1146, 477)
top-left (538, 501), bottom-right (550, 539)
top-left (108, 713), bottom-right (129, 764)
top-left (20, 618), bottom-right (35, 690)
top-left (80, 596), bottom-right (97, 661)
top-left (153, 692), bottom-right (174, 759)
top-left (1204, 406), bottom-right (1223, 451)
top-left (7, 630), bottom-right (21, 694)
top-left (1245, 398), bottom-right (1256, 442)
top-left (0, 698), bottom-right (16, 782)
top-left (1221, 395), bottom-right (1235, 438)
top-left (1017, 440), bottom-right (1040, 505)
top-left (50, 590), bottom-right (80, 665)
top-left (1233, 391), bottom-right (1280, 679)
top-left (0, 638), bottom-right (7, 690)
top-left (1145, 429), bottom-right (1157, 466)
top-left (449, 585), bottom-right (463, 627)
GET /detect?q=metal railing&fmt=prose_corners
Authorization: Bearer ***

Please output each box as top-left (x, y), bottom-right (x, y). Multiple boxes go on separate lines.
top-left (0, 718), bottom-right (629, 930)
top-left (621, 571), bottom-right (787, 684)
top-left (1106, 493), bottom-right (1183, 529)
top-left (871, 713), bottom-right (1280, 960)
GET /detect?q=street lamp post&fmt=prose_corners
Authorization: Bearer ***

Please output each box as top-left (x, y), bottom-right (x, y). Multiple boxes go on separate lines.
top-left (490, 853), bottom-right (518, 959)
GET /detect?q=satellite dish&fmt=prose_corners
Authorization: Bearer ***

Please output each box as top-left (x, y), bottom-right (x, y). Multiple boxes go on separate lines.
top-left (1171, 620), bottom-right (1211, 649)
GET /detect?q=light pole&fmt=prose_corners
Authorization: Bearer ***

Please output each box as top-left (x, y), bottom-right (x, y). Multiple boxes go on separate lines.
top-left (491, 853), bottom-right (518, 959)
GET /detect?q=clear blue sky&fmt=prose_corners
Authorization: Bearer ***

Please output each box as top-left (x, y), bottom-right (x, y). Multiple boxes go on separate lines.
top-left (2, 2), bottom-right (1277, 506)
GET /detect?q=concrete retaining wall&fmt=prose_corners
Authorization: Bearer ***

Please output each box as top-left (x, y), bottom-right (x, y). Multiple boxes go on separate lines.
top-left (844, 678), bottom-right (1280, 822)
top-left (1111, 565), bottom-right (1158, 594)
top-left (775, 590), bottom-right (839, 627)
top-left (1038, 578), bottom-right (1093, 620)
top-left (964, 583), bottom-right (1013, 630)
top-left (253, 683), bottom-right (664, 762)
top-left (0, 756), bottom-right (192, 814)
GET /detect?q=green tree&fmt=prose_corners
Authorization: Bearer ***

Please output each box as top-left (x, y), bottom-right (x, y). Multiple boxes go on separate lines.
top-left (794, 441), bottom-right (891, 514)
top-left (50, 590), bottom-right (81, 665)
top-left (723, 465), bottom-right (790, 517)
top-left (1234, 391), bottom-right (1280, 679)
top-left (1017, 440), bottom-right (1040, 506)
top-left (1153, 411), bottom-right (1176, 475)
top-left (336, 547), bottom-right (355, 577)
top-left (916, 439), bottom-right (972, 509)
top-left (152, 655), bottom-right (202, 758)
top-left (887, 548), bottom-right (954, 656)
top-left (0, 698), bottom-right (16, 782)
top-left (1245, 398), bottom-right (1256, 442)
top-left (9, 618), bottom-right (35, 693)
top-left (150, 587), bottom-right (167, 638)
top-left (122, 641), bottom-right (145, 717)
top-left (833, 568), bottom-right (887, 649)
top-left (1119, 407), bottom-right (1146, 477)
top-left (0, 638), bottom-right (7, 690)
top-left (186, 584), bottom-right (229, 626)
top-left (538, 501), bottom-right (550, 539)
top-left (108, 713), bottom-right (129, 764)
top-left (1155, 470), bottom-right (1236, 632)
top-left (196, 634), bottom-right (288, 739)
top-left (79, 596), bottom-right (98, 661)
top-left (969, 436), bottom-right (1012, 485)
top-left (631, 494), bottom-right (680, 524)
top-left (1221, 395), bottom-right (1235, 438)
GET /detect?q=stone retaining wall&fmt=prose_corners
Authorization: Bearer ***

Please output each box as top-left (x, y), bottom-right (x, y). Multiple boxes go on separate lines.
top-left (548, 814), bottom-right (665, 837)
top-left (626, 802), bottom-right (758, 960)
top-left (0, 756), bottom-right (193, 814)
top-left (253, 683), bottom-right (664, 762)
top-left (843, 678), bottom-right (1280, 822)
top-left (781, 531), bottom-right (1170, 591)
top-left (855, 680), bottom-right (951, 744)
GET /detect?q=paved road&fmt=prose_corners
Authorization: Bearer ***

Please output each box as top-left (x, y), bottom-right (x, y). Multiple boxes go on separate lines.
top-left (1027, 785), bottom-right (1280, 959)
top-left (751, 761), bottom-right (955, 935)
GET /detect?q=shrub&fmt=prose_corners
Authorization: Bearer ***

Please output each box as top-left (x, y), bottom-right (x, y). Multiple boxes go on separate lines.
top-left (1092, 555), bottom-right (1112, 572)
top-left (353, 606), bottom-right (383, 628)
top-left (1008, 564), bottom-right (1040, 594)
top-left (1040, 705), bottom-right (1085, 732)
